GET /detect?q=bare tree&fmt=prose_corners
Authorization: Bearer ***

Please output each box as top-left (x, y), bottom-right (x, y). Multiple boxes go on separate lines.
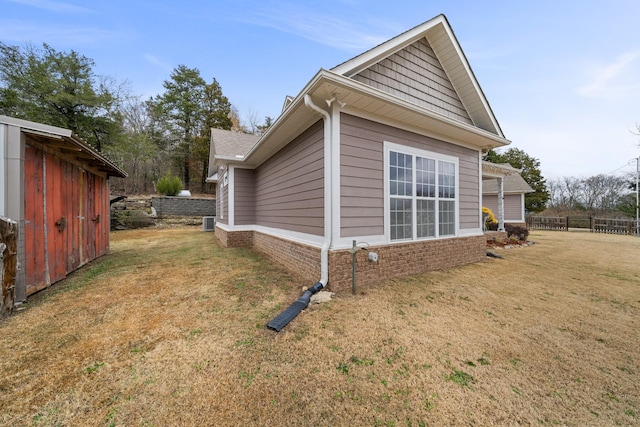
top-left (105, 98), bottom-right (163, 194)
top-left (546, 174), bottom-right (631, 214)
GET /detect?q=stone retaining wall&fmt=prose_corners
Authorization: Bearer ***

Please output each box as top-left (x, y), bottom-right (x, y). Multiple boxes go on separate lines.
top-left (110, 196), bottom-right (215, 230)
top-left (151, 196), bottom-right (215, 217)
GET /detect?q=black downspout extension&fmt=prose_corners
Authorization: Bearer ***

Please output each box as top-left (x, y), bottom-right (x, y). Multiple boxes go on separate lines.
top-left (266, 282), bottom-right (324, 332)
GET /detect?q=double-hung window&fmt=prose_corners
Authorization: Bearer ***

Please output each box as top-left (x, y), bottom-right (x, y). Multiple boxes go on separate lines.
top-left (386, 142), bottom-right (458, 241)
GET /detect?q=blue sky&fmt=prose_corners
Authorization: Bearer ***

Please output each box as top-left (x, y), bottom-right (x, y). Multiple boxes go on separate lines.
top-left (2, 0), bottom-right (640, 179)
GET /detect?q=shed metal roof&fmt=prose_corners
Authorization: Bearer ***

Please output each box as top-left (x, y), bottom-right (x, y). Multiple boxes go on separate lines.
top-left (0, 115), bottom-right (127, 178)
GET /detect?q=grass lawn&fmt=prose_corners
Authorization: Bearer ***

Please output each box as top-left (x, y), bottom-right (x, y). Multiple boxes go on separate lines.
top-left (0, 228), bottom-right (639, 426)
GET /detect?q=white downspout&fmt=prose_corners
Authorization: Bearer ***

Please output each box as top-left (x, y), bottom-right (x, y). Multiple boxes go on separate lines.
top-left (304, 94), bottom-right (332, 287)
top-left (497, 176), bottom-right (505, 232)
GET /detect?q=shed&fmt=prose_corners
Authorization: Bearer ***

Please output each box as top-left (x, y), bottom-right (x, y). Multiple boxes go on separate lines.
top-left (0, 115), bottom-right (126, 308)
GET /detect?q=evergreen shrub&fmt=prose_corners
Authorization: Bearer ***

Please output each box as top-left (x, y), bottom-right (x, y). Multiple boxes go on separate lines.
top-left (156, 173), bottom-right (182, 196)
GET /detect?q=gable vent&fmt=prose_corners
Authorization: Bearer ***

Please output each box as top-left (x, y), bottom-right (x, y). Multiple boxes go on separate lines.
top-left (202, 216), bottom-right (216, 231)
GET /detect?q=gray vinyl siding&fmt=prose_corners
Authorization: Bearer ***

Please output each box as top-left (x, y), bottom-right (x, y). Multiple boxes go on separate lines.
top-left (234, 168), bottom-right (255, 225)
top-left (341, 118), bottom-right (384, 237)
top-left (216, 179), bottom-right (228, 224)
top-left (340, 114), bottom-right (480, 237)
top-left (482, 194), bottom-right (523, 222)
top-left (504, 194), bottom-right (524, 221)
top-left (352, 38), bottom-right (472, 125)
top-left (254, 121), bottom-right (324, 235)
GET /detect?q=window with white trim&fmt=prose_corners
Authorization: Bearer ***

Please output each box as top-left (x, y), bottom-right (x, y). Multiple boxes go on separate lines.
top-left (386, 143), bottom-right (458, 241)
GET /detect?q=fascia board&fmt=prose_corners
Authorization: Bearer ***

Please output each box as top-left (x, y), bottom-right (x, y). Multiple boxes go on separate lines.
top-left (322, 70), bottom-right (510, 149)
top-left (12, 117), bottom-right (127, 178)
top-left (67, 134), bottom-right (127, 178)
top-left (0, 115), bottom-right (72, 138)
top-left (214, 154), bottom-right (247, 163)
top-left (427, 15), bottom-right (504, 137)
top-left (239, 70), bottom-right (330, 167)
top-left (331, 15), bottom-right (447, 77)
top-left (238, 67), bottom-right (510, 169)
top-left (330, 14), bottom-right (505, 139)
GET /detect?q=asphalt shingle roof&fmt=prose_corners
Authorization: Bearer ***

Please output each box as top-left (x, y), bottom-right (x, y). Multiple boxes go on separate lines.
top-left (483, 174), bottom-right (534, 194)
top-left (211, 128), bottom-right (260, 158)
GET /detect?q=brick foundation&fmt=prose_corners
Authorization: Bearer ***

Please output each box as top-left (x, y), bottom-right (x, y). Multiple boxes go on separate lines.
top-left (214, 226), bottom-right (486, 293)
top-left (253, 232), bottom-right (321, 285)
top-left (328, 235), bottom-right (487, 293)
top-left (214, 227), bottom-right (253, 248)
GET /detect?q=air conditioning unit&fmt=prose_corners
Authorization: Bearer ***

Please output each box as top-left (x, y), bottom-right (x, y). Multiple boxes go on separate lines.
top-left (202, 216), bottom-right (216, 231)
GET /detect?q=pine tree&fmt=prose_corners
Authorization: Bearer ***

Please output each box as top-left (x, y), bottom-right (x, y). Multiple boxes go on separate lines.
top-left (0, 42), bottom-right (124, 150)
top-left (485, 148), bottom-right (549, 213)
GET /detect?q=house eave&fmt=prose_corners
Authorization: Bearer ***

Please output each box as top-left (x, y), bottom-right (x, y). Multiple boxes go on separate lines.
top-left (238, 69), bottom-right (509, 168)
top-left (313, 71), bottom-right (510, 150)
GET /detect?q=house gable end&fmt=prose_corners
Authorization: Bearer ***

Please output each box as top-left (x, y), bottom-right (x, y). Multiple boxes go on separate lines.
top-left (352, 37), bottom-right (472, 125)
top-left (332, 14), bottom-right (503, 137)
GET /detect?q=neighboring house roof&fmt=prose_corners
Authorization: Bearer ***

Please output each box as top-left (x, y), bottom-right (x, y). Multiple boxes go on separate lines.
top-left (209, 14), bottom-right (510, 171)
top-left (0, 115), bottom-right (127, 178)
top-left (483, 174), bottom-right (534, 194)
top-left (481, 160), bottom-right (520, 178)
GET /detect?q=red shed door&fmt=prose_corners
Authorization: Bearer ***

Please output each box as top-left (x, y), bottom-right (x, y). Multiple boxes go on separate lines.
top-left (24, 146), bottom-right (83, 295)
top-left (24, 143), bottom-right (110, 296)
top-left (23, 145), bottom-right (47, 292)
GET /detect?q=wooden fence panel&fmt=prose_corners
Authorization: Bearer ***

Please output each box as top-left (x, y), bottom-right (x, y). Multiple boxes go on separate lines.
top-left (592, 218), bottom-right (639, 236)
top-left (527, 216), bottom-right (639, 235)
top-left (526, 216), bottom-right (568, 231)
top-left (1, 217), bottom-right (17, 317)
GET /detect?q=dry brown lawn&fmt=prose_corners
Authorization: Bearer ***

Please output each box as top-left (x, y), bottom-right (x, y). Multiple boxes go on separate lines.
top-left (0, 228), bottom-right (639, 426)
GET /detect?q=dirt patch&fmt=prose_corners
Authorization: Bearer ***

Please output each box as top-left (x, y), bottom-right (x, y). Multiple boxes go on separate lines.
top-left (1, 229), bottom-right (639, 426)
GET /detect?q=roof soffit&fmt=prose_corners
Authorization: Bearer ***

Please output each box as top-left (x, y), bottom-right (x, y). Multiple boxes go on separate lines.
top-left (237, 70), bottom-right (509, 168)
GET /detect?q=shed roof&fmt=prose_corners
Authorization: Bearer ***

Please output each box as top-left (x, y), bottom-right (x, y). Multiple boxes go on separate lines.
top-left (483, 174), bottom-right (534, 194)
top-left (0, 115), bottom-right (127, 178)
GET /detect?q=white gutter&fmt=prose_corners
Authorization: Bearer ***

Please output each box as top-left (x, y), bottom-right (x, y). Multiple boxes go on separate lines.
top-left (304, 94), bottom-right (332, 287)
